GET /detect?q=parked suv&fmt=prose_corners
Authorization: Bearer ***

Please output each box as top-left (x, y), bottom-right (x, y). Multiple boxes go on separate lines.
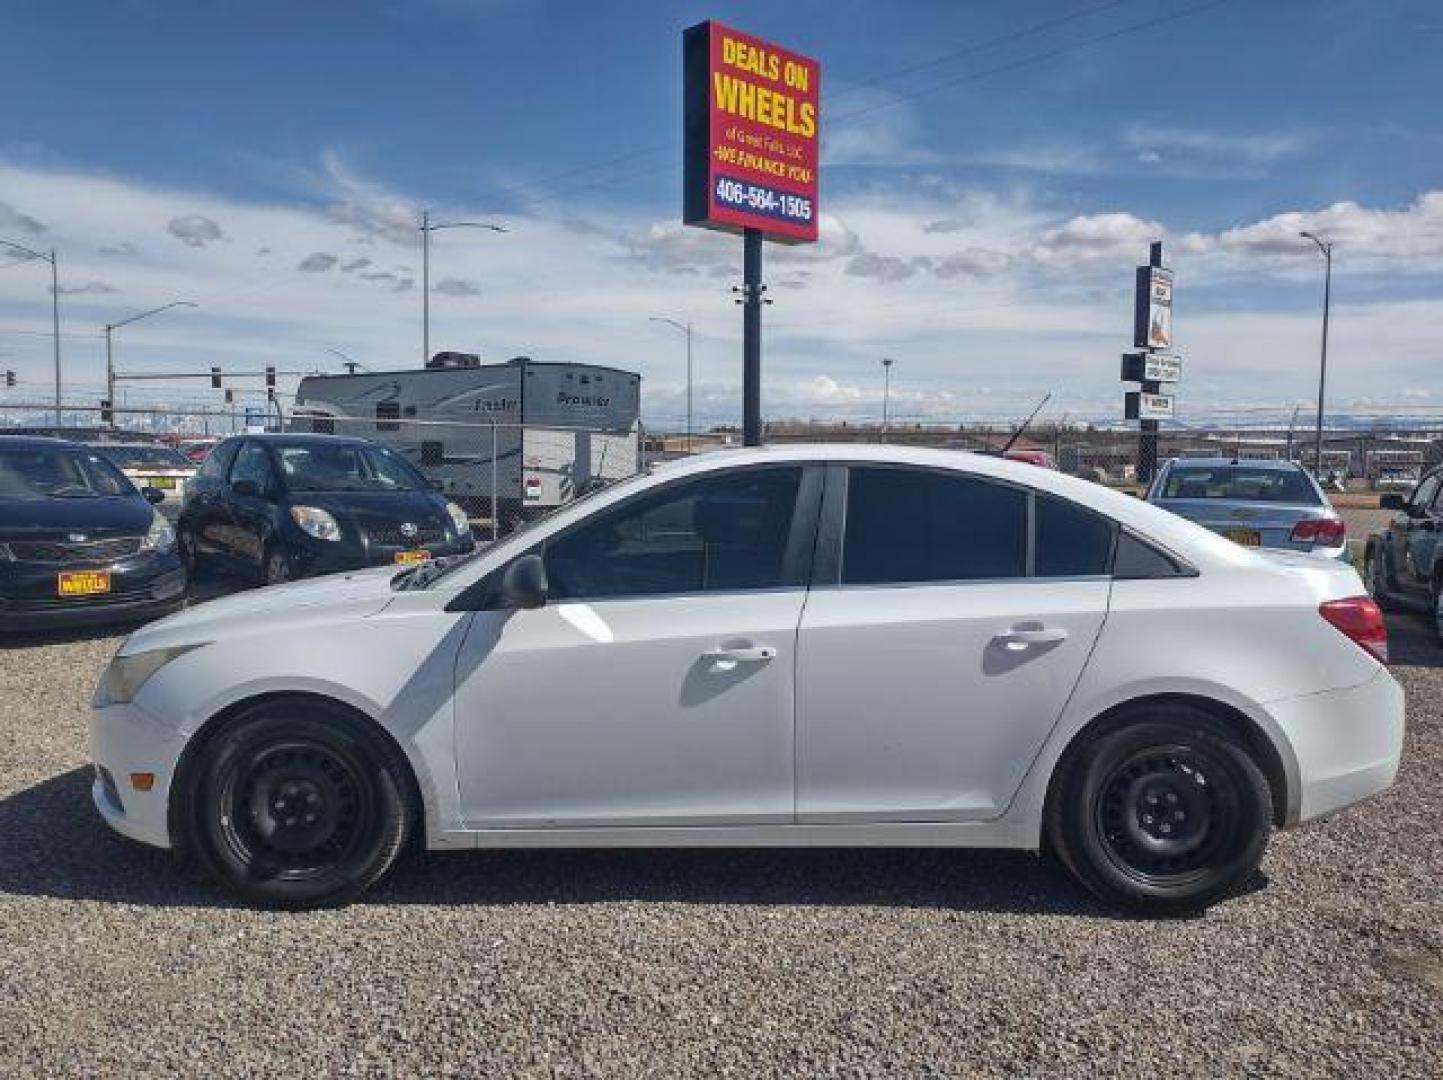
top-left (177, 433), bottom-right (476, 584)
top-left (1365, 467), bottom-right (1443, 632)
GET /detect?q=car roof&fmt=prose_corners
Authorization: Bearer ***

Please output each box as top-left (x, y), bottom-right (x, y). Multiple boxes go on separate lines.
top-left (0, 434), bottom-right (88, 451)
top-left (1165, 457), bottom-right (1303, 470)
top-left (238, 432), bottom-right (375, 446)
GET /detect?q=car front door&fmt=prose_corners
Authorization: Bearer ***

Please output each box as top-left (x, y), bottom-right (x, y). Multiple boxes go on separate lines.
top-left (1392, 472), bottom-right (1441, 599)
top-left (795, 465), bottom-right (1113, 823)
top-left (223, 441), bottom-right (280, 570)
top-left (182, 438), bottom-right (239, 561)
top-left (451, 464), bottom-right (821, 828)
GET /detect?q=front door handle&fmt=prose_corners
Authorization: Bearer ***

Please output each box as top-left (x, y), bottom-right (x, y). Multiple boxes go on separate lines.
top-left (703, 645), bottom-right (778, 669)
top-left (993, 627), bottom-right (1068, 651)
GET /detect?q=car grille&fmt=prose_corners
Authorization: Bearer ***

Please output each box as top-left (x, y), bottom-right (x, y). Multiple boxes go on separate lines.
top-left (365, 522), bottom-right (446, 547)
top-left (6, 537), bottom-right (144, 563)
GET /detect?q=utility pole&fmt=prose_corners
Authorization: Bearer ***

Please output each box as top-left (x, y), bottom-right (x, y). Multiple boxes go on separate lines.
top-left (881, 358), bottom-right (895, 439)
top-left (738, 228), bottom-right (766, 447)
top-left (419, 211), bottom-right (507, 368)
top-left (649, 317), bottom-right (694, 452)
top-left (104, 300), bottom-right (197, 425)
top-left (1, 238), bottom-right (62, 428)
top-left (1300, 231), bottom-right (1333, 478)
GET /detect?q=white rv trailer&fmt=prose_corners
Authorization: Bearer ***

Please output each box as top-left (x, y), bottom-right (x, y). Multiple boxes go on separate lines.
top-left (289, 357), bottom-right (641, 529)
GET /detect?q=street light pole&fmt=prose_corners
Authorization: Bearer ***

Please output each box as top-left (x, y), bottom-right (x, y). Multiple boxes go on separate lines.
top-left (649, 316), bottom-right (694, 453)
top-left (103, 300), bottom-right (197, 425)
top-left (419, 211), bottom-right (507, 368)
top-left (2, 238), bottom-right (62, 428)
top-left (1300, 231), bottom-right (1333, 477)
top-left (881, 357), bottom-right (895, 440)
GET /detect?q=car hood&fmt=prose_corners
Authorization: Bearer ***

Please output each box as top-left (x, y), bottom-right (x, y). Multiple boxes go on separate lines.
top-left (0, 495), bottom-right (154, 539)
top-left (284, 489), bottom-right (444, 518)
top-left (122, 564), bottom-right (401, 654)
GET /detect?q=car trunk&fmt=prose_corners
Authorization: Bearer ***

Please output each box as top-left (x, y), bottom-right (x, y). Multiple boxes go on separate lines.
top-left (1157, 499), bottom-right (1334, 553)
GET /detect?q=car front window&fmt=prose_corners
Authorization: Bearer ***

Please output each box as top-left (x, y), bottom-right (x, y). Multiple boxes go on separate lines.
top-left (103, 446), bottom-right (193, 470)
top-left (276, 443), bottom-right (425, 493)
top-left (0, 447), bottom-right (134, 499)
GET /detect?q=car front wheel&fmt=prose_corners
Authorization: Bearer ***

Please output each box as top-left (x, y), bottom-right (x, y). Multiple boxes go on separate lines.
top-left (1046, 705), bottom-right (1272, 916)
top-left (181, 702), bottom-right (417, 909)
top-left (1364, 544), bottom-right (1396, 610)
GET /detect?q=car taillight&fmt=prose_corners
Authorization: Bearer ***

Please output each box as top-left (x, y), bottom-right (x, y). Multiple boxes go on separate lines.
top-left (1291, 517), bottom-right (1347, 545)
top-left (1319, 597), bottom-right (1388, 664)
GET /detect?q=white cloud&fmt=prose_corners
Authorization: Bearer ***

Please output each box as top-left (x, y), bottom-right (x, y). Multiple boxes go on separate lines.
top-left (1, 156), bottom-right (1441, 427)
top-left (167, 214), bottom-right (225, 248)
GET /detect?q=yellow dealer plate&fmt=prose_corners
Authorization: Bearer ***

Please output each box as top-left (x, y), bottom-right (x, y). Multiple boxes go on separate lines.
top-left (58, 570), bottom-right (111, 597)
top-left (1225, 529), bottom-right (1261, 548)
top-left (394, 550), bottom-right (431, 565)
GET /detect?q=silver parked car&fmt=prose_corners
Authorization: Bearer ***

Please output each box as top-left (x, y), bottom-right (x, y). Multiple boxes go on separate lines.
top-left (1146, 458), bottom-right (1348, 560)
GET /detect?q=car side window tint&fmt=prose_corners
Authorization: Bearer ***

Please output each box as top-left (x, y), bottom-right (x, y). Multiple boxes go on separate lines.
top-left (229, 443), bottom-right (276, 495)
top-left (1114, 530), bottom-right (1194, 579)
top-left (544, 467), bottom-right (803, 600)
top-left (843, 467), bottom-right (1027, 585)
top-left (1035, 493), bottom-right (1116, 577)
top-left (197, 440), bottom-right (238, 480)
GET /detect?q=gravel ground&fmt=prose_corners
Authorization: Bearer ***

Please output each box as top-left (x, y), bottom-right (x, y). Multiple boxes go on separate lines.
top-left (1, 608), bottom-right (1440, 1078)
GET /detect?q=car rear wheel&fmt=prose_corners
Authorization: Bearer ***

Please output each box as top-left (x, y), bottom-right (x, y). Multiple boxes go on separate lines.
top-left (1364, 544), bottom-right (1397, 611)
top-left (182, 703), bottom-right (417, 909)
top-left (1046, 705), bottom-right (1272, 916)
top-left (178, 526), bottom-right (202, 576)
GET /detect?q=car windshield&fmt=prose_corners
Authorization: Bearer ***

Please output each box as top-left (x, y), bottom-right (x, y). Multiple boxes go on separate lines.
top-left (1162, 465), bottom-right (1320, 504)
top-left (274, 442), bottom-right (425, 493)
top-left (0, 446), bottom-right (135, 499)
top-left (101, 445), bottom-right (193, 470)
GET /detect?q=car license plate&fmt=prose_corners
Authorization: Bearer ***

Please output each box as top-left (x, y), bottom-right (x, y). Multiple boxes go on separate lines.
top-left (1225, 528), bottom-right (1261, 547)
top-left (148, 476), bottom-right (176, 489)
top-left (57, 570), bottom-right (111, 596)
top-left (394, 550), bottom-right (431, 565)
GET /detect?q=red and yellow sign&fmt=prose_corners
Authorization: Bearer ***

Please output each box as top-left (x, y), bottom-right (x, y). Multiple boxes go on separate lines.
top-left (683, 20), bottom-right (820, 244)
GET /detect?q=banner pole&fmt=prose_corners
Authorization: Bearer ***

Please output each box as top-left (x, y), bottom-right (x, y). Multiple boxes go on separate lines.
top-left (742, 227), bottom-right (763, 447)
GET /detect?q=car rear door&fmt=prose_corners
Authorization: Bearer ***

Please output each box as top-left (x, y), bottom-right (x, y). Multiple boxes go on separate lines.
top-left (795, 465), bottom-right (1113, 823)
top-left (451, 464), bottom-right (822, 828)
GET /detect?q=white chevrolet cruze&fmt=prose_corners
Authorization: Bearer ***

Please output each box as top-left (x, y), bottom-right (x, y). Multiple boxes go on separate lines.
top-left (89, 445), bottom-right (1405, 914)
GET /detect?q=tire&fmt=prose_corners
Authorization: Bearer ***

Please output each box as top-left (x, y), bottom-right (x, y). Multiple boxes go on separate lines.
top-left (1045, 705), bottom-right (1272, 916)
top-left (1431, 573), bottom-right (1443, 645)
top-left (180, 702), bottom-right (418, 909)
top-left (263, 544), bottom-right (295, 586)
top-left (1364, 543), bottom-right (1398, 611)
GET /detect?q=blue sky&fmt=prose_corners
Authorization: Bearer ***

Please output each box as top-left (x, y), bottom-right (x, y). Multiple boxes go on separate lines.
top-left (3, 0), bottom-right (1442, 426)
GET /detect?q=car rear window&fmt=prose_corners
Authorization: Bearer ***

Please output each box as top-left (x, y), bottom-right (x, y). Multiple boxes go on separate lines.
top-left (1161, 465), bottom-right (1319, 504)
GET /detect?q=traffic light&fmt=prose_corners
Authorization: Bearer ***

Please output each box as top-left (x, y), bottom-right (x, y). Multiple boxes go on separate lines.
top-left (3, 370), bottom-right (14, 388)
top-left (265, 365), bottom-right (276, 401)
top-left (99, 399), bottom-right (114, 425)
top-left (210, 366), bottom-right (222, 389)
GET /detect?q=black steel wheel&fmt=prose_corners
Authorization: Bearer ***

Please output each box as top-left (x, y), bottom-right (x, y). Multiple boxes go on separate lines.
top-left (178, 525), bottom-right (202, 576)
top-left (182, 702), bottom-right (418, 908)
top-left (1364, 544), bottom-right (1397, 611)
top-left (1046, 704), bottom-right (1272, 916)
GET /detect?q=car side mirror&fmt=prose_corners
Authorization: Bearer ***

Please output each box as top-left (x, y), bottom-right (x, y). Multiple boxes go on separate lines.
top-left (141, 486), bottom-right (166, 505)
top-left (231, 478), bottom-right (261, 499)
top-left (1379, 493), bottom-right (1407, 511)
top-left (498, 553), bottom-right (548, 610)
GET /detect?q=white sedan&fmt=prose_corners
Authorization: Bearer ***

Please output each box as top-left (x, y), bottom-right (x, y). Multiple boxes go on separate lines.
top-left (89, 445), bottom-right (1404, 913)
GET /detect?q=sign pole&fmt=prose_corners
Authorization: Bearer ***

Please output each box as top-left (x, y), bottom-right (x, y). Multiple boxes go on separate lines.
top-left (742, 228), bottom-right (763, 446)
top-left (1137, 241), bottom-right (1164, 485)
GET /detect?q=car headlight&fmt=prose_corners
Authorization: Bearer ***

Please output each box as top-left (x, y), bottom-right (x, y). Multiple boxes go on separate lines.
top-left (94, 642), bottom-right (209, 707)
top-left (290, 505), bottom-right (342, 541)
top-left (444, 501), bottom-right (470, 536)
top-left (139, 512), bottom-right (176, 553)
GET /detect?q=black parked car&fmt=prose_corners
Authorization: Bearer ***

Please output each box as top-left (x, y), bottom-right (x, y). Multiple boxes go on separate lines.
top-left (1366, 468), bottom-right (1443, 632)
top-left (177, 433), bottom-right (476, 584)
top-left (0, 436), bottom-right (186, 630)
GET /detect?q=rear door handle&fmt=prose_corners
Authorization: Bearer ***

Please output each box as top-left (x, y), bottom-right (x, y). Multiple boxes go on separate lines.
top-left (703, 645), bottom-right (778, 669)
top-left (993, 627), bottom-right (1068, 650)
